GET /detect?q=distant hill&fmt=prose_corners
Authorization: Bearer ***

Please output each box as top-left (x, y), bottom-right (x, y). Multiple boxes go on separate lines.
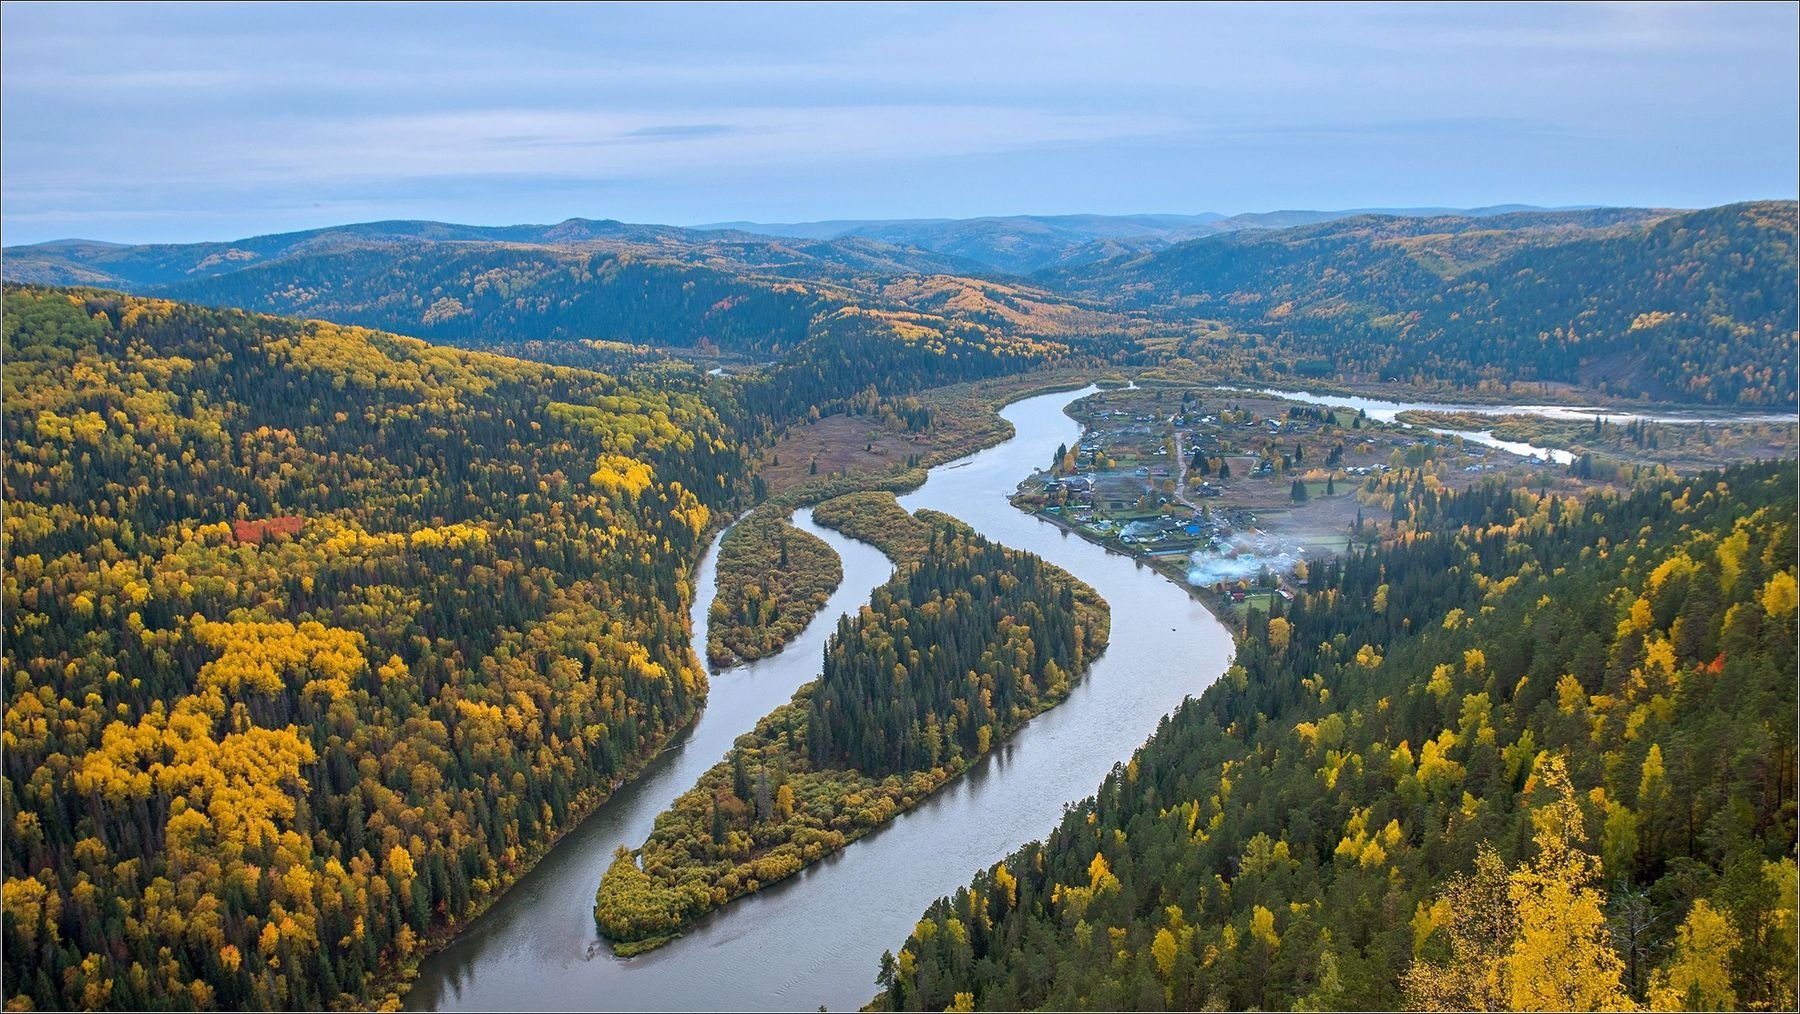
top-left (4, 202), bottom-right (1792, 406)
top-left (1048, 202), bottom-right (1796, 405)
top-left (0, 217), bottom-right (976, 291)
top-left (1, 219), bottom-right (1034, 354)
top-left (698, 205), bottom-right (1601, 273)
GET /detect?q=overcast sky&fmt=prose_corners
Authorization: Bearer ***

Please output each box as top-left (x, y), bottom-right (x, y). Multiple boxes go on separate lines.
top-left (2, 1), bottom-right (1795, 244)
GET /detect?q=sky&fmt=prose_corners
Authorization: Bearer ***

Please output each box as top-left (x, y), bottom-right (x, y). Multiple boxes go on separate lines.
top-left (2, 1), bottom-right (1796, 245)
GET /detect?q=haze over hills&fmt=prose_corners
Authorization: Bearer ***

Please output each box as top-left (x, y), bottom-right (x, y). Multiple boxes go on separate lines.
top-left (10, 204), bottom-right (1612, 287)
top-left (698, 205), bottom-right (1605, 273)
top-left (0, 217), bottom-right (983, 291)
top-left (3, 201), bottom-right (1794, 406)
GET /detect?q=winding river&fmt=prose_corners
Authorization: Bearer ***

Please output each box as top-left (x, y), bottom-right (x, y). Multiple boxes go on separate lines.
top-left (407, 386), bottom-right (1235, 1011)
top-left (1241, 385), bottom-right (1797, 466)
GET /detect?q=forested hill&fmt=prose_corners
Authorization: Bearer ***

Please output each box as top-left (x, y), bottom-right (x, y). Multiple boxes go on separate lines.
top-left (5, 203), bottom-right (1794, 407)
top-left (878, 461), bottom-right (1797, 1011)
top-left (0, 286), bottom-right (746, 1009)
top-left (1053, 201), bottom-right (1798, 406)
top-left (2, 223), bottom-right (1121, 360)
top-left (0, 218), bottom-right (980, 291)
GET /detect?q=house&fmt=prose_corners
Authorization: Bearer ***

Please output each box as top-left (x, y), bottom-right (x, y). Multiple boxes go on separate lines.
top-left (1122, 520), bottom-right (1165, 543)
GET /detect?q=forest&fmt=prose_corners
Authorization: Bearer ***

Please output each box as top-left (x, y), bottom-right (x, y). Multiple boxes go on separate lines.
top-left (593, 496), bottom-right (1108, 951)
top-left (0, 287), bottom-right (748, 1009)
top-left (9, 203), bottom-right (1794, 409)
top-left (876, 461), bottom-right (1797, 1011)
top-left (1069, 202), bottom-right (1797, 406)
top-left (2, 265), bottom-right (1794, 1012)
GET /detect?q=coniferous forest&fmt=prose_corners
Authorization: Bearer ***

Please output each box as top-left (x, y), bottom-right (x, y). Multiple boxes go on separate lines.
top-left (876, 464), bottom-right (1797, 1011)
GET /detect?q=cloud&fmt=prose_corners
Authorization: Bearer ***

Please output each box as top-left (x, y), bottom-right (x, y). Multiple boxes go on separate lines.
top-left (621, 124), bottom-right (738, 141)
top-left (5, 104), bottom-right (1184, 194)
top-left (1, 2), bottom-right (1793, 243)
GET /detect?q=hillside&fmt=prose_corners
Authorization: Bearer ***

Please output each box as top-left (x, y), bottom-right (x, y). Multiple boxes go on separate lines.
top-left (0, 218), bottom-right (977, 291)
top-left (4, 203), bottom-right (1793, 407)
top-left (699, 206), bottom-right (1601, 274)
top-left (0, 287), bottom-right (748, 1009)
top-left (1, 220), bottom-right (1119, 356)
top-left (878, 462), bottom-right (1797, 1011)
top-left (1057, 202), bottom-right (1796, 406)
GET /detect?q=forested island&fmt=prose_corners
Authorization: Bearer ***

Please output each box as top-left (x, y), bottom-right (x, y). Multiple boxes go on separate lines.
top-left (594, 495), bottom-right (1109, 952)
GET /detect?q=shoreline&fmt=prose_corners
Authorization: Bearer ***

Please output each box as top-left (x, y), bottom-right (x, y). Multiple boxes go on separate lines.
top-left (377, 512), bottom-right (738, 1009)
top-left (1017, 494), bottom-right (1240, 631)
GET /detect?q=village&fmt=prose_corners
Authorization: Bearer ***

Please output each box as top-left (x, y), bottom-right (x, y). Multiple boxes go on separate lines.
top-left (1011, 384), bottom-right (1560, 618)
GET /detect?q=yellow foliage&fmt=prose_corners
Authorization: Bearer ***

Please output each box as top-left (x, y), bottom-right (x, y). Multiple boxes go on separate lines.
top-left (1760, 571), bottom-right (1796, 623)
top-left (1088, 852), bottom-right (1121, 894)
top-left (1250, 905), bottom-right (1280, 949)
top-left (590, 453), bottom-right (655, 499)
top-left (1503, 757), bottom-right (1635, 1011)
top-left (1152, 927), bottom-right (1178, 978)
top-left (192, 619), bottom-right (366, 701)
top-left (1648, 900), bottom-right (1738, 1011)
top-left (386, 845), bottom-right (415, 882)
top-left (1267, 616), bottom-right (1292, 653)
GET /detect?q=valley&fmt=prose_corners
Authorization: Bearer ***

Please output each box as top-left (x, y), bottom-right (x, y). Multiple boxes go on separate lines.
top-left (5, 7), bottom-right (1795, 1011)
top-left (2, 205), bottom-right (1793, 1014)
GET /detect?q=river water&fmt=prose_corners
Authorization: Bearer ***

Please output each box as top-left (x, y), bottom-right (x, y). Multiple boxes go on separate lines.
top-left (407, 386), bottom-right (1234, 1011)
top-left (1240, 385), bottom-right (1796, 466)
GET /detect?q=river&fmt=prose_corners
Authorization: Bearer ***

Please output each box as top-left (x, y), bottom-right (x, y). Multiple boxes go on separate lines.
top-left (406, 386), bottom-right (1235, 1011)
top-left (1239, 385), bottom-right (1797, 467)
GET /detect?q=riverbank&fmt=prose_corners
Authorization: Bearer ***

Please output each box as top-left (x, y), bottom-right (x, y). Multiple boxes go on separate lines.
top-left (367, 661), bottom-right (710, 1007)
top-left (361, 512), bottom-right (746, 1006)
top-left (1000, 376), bottom-right (1791, 628)
top-left (1393, 408), bottom-right (1796, 474)
top-left (593, 495), bottom-right (1109, 954)
top-left (707, 369), bottom-right (1120, 667)
top-left (1137, 365), bottom-right (1799, 415)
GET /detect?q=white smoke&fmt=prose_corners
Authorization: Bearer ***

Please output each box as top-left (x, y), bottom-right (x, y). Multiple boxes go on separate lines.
top-left (1185, 532), bottom-right (1304, 587)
